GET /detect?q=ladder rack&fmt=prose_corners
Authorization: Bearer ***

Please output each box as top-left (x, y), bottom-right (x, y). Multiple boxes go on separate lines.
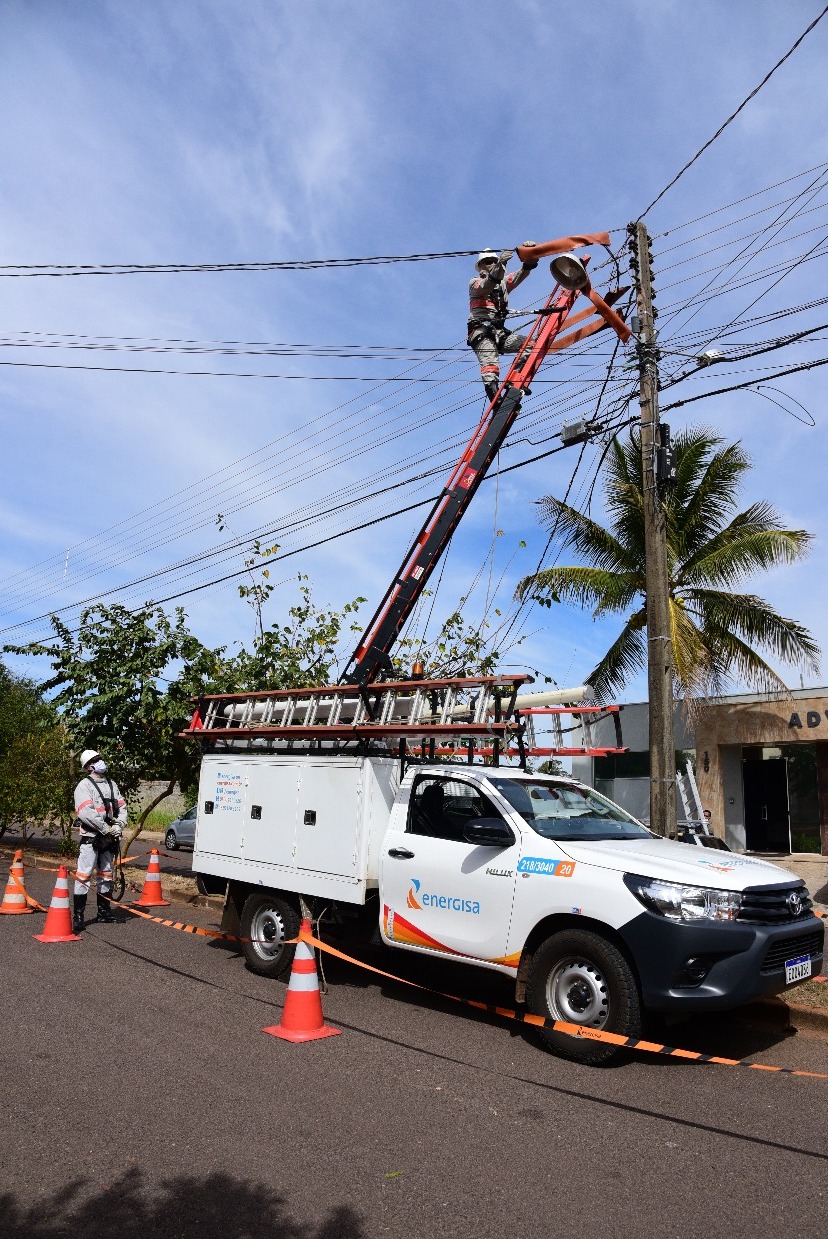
top-left (182, 677), bottom-right (626, 760)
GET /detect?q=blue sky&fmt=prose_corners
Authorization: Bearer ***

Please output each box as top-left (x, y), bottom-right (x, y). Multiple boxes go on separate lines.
top-left (2, 0), bottom-right (827, 706)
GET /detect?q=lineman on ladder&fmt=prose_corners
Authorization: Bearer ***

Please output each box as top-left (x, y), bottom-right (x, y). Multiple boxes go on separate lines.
top-left (467, 243), bottom-right (538, 400)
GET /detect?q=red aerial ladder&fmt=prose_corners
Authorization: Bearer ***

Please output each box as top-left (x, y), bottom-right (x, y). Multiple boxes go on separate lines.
top-left (341, 232), bottom-right (630, 688)
top-left (184, 233), bottom-right (630, 761)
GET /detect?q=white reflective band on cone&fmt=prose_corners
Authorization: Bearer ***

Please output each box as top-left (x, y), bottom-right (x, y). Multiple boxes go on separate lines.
top-left (286, 972), bottom-right (322, 992)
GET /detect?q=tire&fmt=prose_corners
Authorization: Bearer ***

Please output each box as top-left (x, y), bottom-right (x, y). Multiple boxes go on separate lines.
top-left (165, 829), bottom-right (178, 851)
top-left (240, 891), bottom-right (300, 980)
top-left (526, 929), bottom-right (642, 1065)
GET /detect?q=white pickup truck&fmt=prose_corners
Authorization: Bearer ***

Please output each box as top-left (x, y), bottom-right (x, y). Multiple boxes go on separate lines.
top-left (193, 753), bottom-right (824, 1063)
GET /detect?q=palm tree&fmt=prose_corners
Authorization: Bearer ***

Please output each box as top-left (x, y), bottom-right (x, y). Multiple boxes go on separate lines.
top-left (516, 426), bottom-right (820, 700)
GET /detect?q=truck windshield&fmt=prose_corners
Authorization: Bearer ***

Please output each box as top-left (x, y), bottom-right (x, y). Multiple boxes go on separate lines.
top-left (487, 778), bottom-right (652, 841)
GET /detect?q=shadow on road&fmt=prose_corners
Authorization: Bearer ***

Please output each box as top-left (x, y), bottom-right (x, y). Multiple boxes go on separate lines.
top-left (0, 1170), bottom-right (368, 1239)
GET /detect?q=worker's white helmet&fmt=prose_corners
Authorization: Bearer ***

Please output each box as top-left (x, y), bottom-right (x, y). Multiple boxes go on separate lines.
top-left (79, 749), bottom-right (101, 769)
top-left (475, 249), bottom-right (500, 271)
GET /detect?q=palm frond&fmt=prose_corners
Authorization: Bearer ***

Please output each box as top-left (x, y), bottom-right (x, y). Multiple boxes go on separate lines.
top-left (680, 527), bottom-right (812, 589)
top-left (535, 496), bottom-right (635, 572)
top-left (515, 565), bottom-right (642, 615)
top-left (585, 616), bottom-right (647, 701)
top-left (670, 438), bottom-right (751, 560)
top-left (687, 589), bottom-right (821, 674)
top-left (668, 598), bottom-right (712, 697)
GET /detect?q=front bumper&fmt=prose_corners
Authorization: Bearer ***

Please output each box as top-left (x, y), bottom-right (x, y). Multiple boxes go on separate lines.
top-left (620, 910), bottom-right (824, 1012)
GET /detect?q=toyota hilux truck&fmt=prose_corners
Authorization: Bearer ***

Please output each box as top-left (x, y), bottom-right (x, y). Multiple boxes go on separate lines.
top-left (193, 753), bottom-right (824, 1063)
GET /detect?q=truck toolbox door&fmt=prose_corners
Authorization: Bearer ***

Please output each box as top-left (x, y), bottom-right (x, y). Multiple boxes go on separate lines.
top-left (380, 773), bottom-right (519, 968)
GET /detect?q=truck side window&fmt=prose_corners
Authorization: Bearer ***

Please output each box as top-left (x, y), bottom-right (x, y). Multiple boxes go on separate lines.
top-left (409, 776), bottom-right (502, 842)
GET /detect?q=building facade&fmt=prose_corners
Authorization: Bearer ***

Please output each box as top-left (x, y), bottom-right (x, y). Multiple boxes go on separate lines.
top-left (571, 687), bottom-right (828, 855)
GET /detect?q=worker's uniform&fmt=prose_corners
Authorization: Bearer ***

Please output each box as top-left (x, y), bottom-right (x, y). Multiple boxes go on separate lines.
top-left (467, 262), bottom-right (536, 393)
top-left (73, 774), bottom-right (127, 914)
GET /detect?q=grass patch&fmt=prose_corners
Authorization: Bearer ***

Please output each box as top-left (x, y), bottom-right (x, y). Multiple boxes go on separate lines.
top-left (791, 979), bottom-right (828, 1011)
top-left (135, 807), bottom-right (182, 830)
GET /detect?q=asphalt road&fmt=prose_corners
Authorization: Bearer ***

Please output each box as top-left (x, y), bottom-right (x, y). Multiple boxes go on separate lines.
top-left (3, 867), bottom-right (827, 1239)
top-left (0, 828), bottom-right (195, 875)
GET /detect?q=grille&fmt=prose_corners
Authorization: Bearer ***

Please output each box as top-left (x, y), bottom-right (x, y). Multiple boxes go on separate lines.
top-left (737, 882), bottom-right (813, 924)
top-left (761, 931), bottom-right (824, 973)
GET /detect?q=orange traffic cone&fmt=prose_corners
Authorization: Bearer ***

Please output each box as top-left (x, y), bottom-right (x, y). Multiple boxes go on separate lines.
top-left (0, 850), bottom-right (35, 915)
top-left (34, 866), bottom-right (81, 942)
top-left (132, 849), bottom-right (170, 908)
top-left (263, 918), bottom-right (341, 1043)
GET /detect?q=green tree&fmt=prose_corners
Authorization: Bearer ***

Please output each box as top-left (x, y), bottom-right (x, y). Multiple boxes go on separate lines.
top-left (6, 605), bottom-right (228, 853)
top-left (0, 665), bottom-right (74, 842)
top-left (225, 575), bottom-right (367, 690)
top-left (516, 426), bottom-right (819, 700)
top-left (393, 602), bottom-right (505, 679)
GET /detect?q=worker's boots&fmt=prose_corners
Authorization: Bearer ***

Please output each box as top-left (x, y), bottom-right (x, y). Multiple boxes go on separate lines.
top-left (72, 894), bottom-right (87, 934)
top-left (484, 379), bottom-right (499, 402)
top-left (96, 894), bottom-right (115, 924)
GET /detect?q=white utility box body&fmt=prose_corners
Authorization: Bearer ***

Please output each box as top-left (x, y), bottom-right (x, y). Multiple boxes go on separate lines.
top-left (194, 753), bottom-right (399, 904)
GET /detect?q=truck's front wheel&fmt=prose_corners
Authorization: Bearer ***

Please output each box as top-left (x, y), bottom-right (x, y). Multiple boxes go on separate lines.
top-left (240, 892), bottom-right (299, 980)
top-left (526, 930), bottom-right (641, 1065)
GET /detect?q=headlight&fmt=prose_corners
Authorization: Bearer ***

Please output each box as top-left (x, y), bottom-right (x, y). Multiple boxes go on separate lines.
top-left (623, 873), bottom-right (741, 922)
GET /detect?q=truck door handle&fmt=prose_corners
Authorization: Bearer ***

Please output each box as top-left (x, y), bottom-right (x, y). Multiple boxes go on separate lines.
top-left (388, 847), bottom-right (415, 859)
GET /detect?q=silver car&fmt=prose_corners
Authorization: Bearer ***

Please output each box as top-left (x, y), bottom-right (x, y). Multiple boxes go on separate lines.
top-left (164, 805), bottom-right (196, 851)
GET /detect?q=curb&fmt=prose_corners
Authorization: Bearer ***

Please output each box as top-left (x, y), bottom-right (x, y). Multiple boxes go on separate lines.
top-left (120, 869), bottom-right (224, 912)
top-left (745, 996), bottom-right (828, 1037)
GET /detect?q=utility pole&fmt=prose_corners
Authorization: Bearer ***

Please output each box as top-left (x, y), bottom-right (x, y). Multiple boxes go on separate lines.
top-left (628, 221), bottom-right (676, 837)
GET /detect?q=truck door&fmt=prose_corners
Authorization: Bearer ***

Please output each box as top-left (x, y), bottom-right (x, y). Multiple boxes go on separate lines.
top-left (380, 773), bottom-right (519, 966)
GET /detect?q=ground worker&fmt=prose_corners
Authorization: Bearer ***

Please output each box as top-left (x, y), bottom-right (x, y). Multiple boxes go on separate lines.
top-left (72, 748), bottom-right (126, 932)
top-left (467, 243), bottom-right (539, 399)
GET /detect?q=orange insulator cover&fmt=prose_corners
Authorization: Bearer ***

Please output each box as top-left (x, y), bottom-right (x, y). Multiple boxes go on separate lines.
top-left (515, 233), bottom-right (611, 263)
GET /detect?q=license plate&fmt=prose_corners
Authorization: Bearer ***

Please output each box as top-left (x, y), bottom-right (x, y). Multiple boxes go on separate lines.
top-left (785, 954), bottom-right (811, 985)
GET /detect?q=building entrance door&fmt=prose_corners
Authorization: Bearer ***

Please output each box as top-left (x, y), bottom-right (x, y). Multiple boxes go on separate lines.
top-left (743, 755), bottom-right (790, 852)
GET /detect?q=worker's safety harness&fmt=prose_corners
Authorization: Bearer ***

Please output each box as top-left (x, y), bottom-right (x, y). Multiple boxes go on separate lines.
top-left (467, 276), bottom-right (509, 348)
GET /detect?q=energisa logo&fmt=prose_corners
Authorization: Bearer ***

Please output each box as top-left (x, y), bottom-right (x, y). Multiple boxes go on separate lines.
top-left (407, 878), bottom-right (480, 915)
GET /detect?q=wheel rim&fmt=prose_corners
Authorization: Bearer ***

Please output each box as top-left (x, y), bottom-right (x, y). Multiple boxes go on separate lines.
top-left (165, 832), bottom-right (175, 849)
top-left (546, 958), bottom-right (610, 1028)
top-left (250, 905), bottom-right (287, 962)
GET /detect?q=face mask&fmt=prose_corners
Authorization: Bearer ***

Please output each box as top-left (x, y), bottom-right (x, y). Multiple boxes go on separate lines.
top-left (91, 759), bottom-right (107, 774)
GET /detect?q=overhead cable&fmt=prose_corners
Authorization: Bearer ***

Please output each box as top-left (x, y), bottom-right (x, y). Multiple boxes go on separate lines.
top-left (639, 4), bottom-right (828, 219)
top-left (0, 248), bottom-right (483, 279)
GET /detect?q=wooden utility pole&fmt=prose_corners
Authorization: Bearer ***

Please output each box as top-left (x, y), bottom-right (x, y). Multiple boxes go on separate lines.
top-left (628, 221), bottom-right (676, 836)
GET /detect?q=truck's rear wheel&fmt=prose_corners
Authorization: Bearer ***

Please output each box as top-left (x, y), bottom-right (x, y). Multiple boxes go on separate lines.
top-left (526, 929), bottom-right (641, 1065)
top-left (240, 892), bottom-right (299, 979)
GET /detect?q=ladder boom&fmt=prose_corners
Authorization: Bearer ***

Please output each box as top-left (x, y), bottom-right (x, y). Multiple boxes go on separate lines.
top-left (342, 279), bottom-right (582, 686)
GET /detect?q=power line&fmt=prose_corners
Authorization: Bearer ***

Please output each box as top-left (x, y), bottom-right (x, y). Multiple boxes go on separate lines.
top-left (660, 353), bottom-right (828, 412)
top-left (639, 4), bottom-right (828, 218)
top-left (0, 248), bottom-right (483, 279)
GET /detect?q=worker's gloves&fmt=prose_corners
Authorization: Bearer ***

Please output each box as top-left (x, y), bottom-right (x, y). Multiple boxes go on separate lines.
top-left (520, 241), bottom-right (539, 270)
top-left (109, 822), bottom-right (124, 840)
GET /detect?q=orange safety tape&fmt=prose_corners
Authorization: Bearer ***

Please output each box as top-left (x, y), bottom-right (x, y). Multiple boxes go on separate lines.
top-left (297, 930), bottom-right (828, 1080)
top-left (94, 887), bottom-right (296, 948)
top-left (7, 866), bottom-right (48, 913)
top-left (71, 896), bottom-right (828, 1075)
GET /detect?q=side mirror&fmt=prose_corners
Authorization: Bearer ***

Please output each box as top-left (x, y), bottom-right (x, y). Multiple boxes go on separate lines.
top-left (463, 817), bottom-right (514, 847)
